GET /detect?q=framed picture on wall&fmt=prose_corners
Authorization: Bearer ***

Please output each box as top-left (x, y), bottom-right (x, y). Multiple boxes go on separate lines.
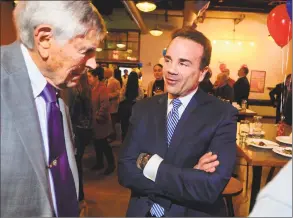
top-left (250, 70), bottom-right (266, 93)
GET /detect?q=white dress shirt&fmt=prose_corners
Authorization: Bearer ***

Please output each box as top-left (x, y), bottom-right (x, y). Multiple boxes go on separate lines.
top-left (20, 44), bottom-right (58, 215)
top-left (249, 160), bottom-right (292, 217)
top-left (143, 88), bottom-right (198, 181)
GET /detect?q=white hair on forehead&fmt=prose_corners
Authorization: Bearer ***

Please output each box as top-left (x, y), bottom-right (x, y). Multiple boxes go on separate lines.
top-left (14, 1), bottom-right (106, 49)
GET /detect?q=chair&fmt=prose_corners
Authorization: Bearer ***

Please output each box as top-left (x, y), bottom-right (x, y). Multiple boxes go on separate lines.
top-left (222, 177), bottom-right (243, 217)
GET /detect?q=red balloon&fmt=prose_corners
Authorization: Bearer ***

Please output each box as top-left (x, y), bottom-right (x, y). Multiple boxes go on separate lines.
top-left (267, 4), bottom-right (292, 48)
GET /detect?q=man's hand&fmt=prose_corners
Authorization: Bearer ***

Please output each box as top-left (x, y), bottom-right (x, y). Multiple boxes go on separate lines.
top-left (193, 152), bottom-right (219, 173)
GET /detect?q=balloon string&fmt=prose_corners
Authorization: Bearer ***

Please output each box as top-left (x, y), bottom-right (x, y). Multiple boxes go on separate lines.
top-left (280, 48), bottom-right (284, 116)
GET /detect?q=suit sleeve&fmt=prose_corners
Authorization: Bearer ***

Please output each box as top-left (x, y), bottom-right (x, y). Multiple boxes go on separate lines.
top-left (118, 102), bottom-right (165, 196)
top-left (269, 85), bottom-right (280, 106)
top-left (154, 108), bottom-right (238, 204)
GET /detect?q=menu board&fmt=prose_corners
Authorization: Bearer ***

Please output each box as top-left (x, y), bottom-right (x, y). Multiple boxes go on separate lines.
top-left (250, 70), bottom-right (266, 93)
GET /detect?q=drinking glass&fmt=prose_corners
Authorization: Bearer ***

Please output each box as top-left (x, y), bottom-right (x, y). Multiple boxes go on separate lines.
top-left (239, 120), bottom-right (250, 144)
top-left (252, 116), bottom-right (263, 138)
top-left (241, 100), bottom-right (247, 111)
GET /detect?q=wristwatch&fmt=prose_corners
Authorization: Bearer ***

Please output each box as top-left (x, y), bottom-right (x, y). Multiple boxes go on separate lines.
top-left (137, 153), bottom-right (152, 170)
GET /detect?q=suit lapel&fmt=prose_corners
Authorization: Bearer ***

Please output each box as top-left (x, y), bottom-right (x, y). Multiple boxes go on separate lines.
top-left (154, 94), bottom-right (168, 158)
top-left (1, 42), bottom-right (51, 203)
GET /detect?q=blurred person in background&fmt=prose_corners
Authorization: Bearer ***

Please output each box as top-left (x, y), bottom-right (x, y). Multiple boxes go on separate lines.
top-left (122, 69), bottom-right (129, 85)
top-left (269, 74), bottom-right (292, 125)
top-left (199, 67), bottom-right (213, 94)
top-left (234, 65), bottom-right (250, 105)
top-left (214, 73), bottom-right (234, 103)
top-left (119, 71), bottom-right (144, 141)
top-left (87, 69), bottom-right (115, 175)
top-left (104, 67), bottom-right (121, 142)
top-left (69, 73), bottom-right (93, 203)
top-left (222, 68), bottom-right (235, 88)
top-left (147, 64), bottom-right (166, 97)
top-left (114, 68), bottom-right (123, 90)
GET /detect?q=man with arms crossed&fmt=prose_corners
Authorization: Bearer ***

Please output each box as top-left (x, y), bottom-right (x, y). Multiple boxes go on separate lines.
top-left (118, 27), bottom-right (237, 217)
top-left (1, 1), bottom-right (106, 216)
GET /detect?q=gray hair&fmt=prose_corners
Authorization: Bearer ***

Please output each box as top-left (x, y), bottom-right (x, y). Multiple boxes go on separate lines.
top-left (14, 1), bottom-right (107, 49)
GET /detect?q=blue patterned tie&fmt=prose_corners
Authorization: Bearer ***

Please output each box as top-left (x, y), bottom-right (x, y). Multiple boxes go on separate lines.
top-left (150, 98), bottom-right (182, 217)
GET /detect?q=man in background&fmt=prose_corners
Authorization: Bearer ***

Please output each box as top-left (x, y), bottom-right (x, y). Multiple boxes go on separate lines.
top-left (1, 1), bottom-right (106, 216)
top-left (234, 65), bottom-right (250, 105)
top-left (269, 74), bottom-right (292, 125)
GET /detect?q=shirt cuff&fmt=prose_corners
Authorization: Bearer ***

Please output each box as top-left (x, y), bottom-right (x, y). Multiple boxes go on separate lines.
top-left (143, 154), bottom-right (163, 182)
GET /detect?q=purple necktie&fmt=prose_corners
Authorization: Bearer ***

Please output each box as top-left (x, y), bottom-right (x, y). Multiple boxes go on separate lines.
top-left (41, 83), bottom-right (79, 217)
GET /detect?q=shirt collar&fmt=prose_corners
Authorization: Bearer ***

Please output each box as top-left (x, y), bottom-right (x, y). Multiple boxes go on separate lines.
top-left (168, 87), bottom-right (198, 109)
top-left (20, 44), bottom-right (47, 99)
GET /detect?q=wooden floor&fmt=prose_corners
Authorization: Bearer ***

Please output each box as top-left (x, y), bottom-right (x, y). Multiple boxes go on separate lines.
top-left (81, 141), bottom-right (280, 217)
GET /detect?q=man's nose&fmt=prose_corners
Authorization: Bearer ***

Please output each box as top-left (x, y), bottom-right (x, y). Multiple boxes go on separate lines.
top-left (86, 57), bottom-right (97, 70)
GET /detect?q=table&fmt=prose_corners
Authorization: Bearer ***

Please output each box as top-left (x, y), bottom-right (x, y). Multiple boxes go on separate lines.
top-left (238, 109), bottom-right (257, 117)
top-left (236, 123), bottom-right (292, 212)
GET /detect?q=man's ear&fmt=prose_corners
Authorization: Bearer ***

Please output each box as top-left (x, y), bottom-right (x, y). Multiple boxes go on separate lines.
top-left (33, 25), bottom-right (54, 59)
top-left (198, 66), bottom-right (209, 82)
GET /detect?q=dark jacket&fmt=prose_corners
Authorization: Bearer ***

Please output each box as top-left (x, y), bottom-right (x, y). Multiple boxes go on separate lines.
top-left (199, 80), bottom-right (213, 94)
top-left (118, 89), bottom-right (238, 217)
top-left (234, 76), bottom-right (250, 105)
top-left (214, 84), bottom-right (234, 102)
top-left (269, 83), bottom-right (292, 125)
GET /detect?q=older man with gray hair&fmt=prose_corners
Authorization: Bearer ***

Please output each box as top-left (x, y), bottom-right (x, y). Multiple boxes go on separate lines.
top-left (1, 1), bottom-right (106, 216)
top-left (214, 72), bottom-right (234, 102)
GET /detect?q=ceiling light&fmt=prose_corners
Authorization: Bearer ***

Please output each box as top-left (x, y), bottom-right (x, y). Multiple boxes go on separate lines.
top-left (116, 43), bottom-right (126, 48)
top-left (237, 41), bottom-right (242, 45)
top-left (250, 42), bottom-right (255, 46)
top-left (136, 1), bottom-right (157, 12)
top-left (127, 49), bottom-right (133, 53)
top-left (96, 48), bottom-right (103, 52)
top-left (150, 26), bottom-right (163, 36)
top-left (212, 40), bottom-right (217, 44)
top-left (225, 41), bottom-right (230, 45)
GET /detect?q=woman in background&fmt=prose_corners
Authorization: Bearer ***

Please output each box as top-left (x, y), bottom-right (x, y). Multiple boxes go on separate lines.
top-left (119, 72), bottom-right (144, 141)
top-left (87, 69), bottom-right (116, 175)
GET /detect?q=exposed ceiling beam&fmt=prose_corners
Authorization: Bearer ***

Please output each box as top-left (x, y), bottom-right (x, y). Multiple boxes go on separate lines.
top-left (183, 1), bottom-right (210, 27)
top-left (121, 0), bottom-right (148, 34)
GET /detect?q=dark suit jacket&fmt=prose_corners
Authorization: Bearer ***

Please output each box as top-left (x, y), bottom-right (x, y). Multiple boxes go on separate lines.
top-left (234, 76), bottom-right (250, 105)
top-left (199, 80), bottom-right (213, 94)
top-left (269, 83), bottom-right (292, 124)
top-left (215, 84), bottom-right (234, 102)
top-left (118, 89), bottom-right (238, 217)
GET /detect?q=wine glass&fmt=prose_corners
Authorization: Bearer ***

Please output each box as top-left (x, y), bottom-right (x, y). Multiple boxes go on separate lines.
top-left (252, 116), bottom-right (263, 138)
top-left (239, 120), bottom-right (250, 145)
